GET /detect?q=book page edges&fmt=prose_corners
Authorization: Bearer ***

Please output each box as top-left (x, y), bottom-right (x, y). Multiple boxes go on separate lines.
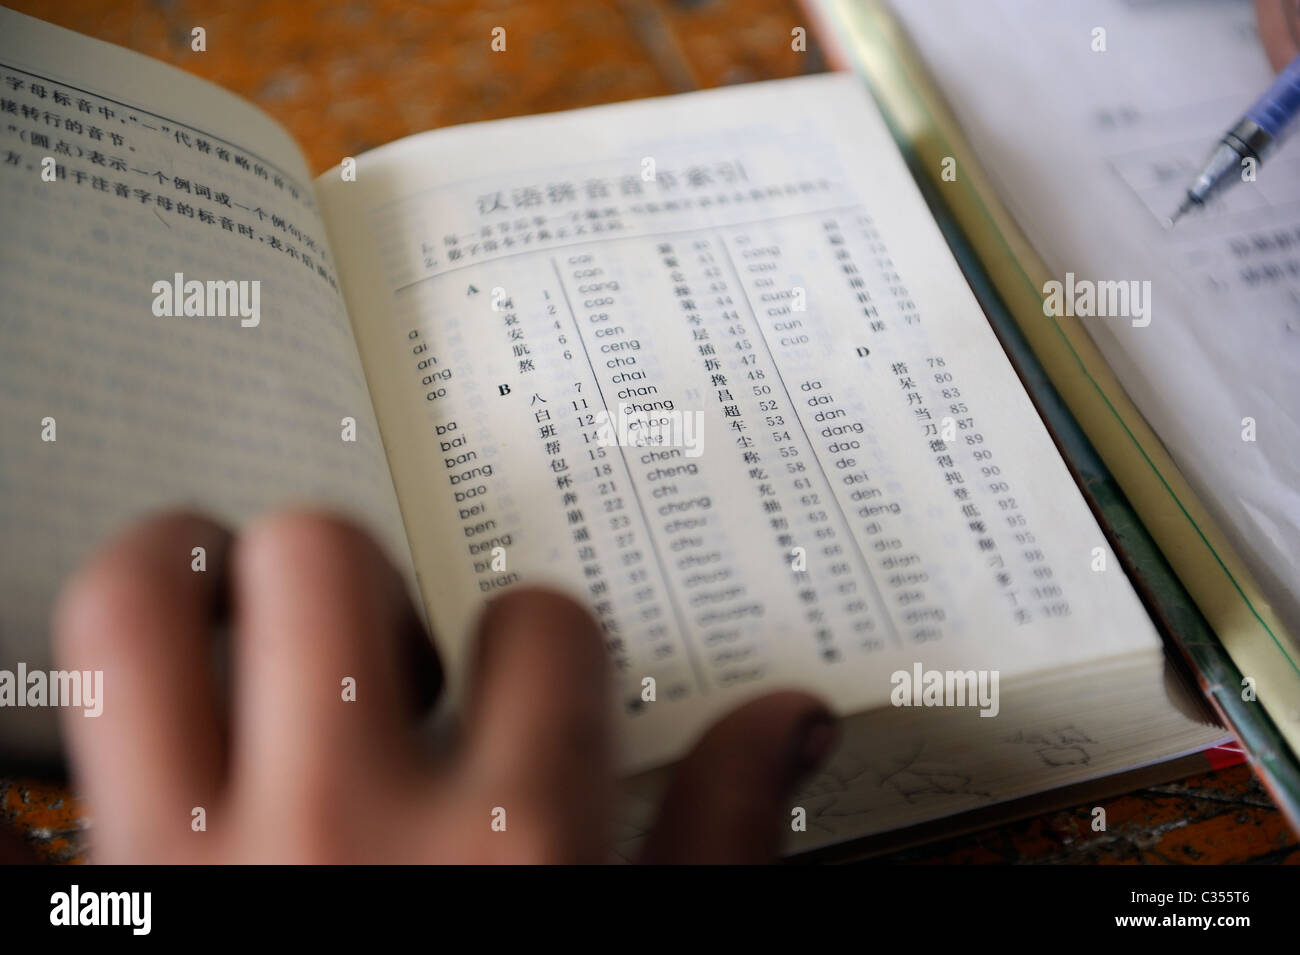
top-left (808, 0), bottom-right (1300, 759)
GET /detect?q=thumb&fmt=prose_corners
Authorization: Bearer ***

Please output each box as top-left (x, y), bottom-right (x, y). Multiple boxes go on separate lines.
top-left (1256, 0), bottom-right (1300, 71)
top-left (640, 692), bottom-right (837, 864)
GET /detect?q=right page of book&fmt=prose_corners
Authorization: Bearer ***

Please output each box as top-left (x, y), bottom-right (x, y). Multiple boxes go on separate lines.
top-left (319, 73), bottom-right (1168, 770)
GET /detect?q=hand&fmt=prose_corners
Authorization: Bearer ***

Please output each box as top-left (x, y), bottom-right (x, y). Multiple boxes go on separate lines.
top-left (1257, 0), bottom-right (1300, 70)
top-left (52, 511), bottom-right (836, 863)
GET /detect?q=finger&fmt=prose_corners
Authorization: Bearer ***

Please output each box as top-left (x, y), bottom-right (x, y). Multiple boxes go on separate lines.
top-left (458, 588), bottom-right (611, 863)
top-left (640, 691), bottom-right (836, 864)
top-left (1257, 0), bottom-right (1300, 70)
top-left (230, 511), bottom-right (440, 797)
top-left (52, 512), bottom-right (231, 857)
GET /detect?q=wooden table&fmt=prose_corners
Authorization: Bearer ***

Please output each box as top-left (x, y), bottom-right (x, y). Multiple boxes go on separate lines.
top-left (3, 0), bottom-right (1297, 865)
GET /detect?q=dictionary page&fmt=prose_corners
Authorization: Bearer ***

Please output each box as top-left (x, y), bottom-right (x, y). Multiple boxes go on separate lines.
top-left (0, 10), bottom-right (411, 758)
top-left (319, 73), bottom-right (1173, 771)
top-left (885, 0), bottom-right (1300, 659)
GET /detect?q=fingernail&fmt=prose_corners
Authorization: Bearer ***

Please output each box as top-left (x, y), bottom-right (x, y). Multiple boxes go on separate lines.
top-left (792, 709), bottom-right (837, 775)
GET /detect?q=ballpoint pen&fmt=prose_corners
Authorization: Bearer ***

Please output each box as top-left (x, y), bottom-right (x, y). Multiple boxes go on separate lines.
top-left (1169, 51), bottom-right (1300, 226)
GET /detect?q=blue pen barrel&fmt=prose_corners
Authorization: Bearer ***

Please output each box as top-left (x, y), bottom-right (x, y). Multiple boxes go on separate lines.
top-left (1246, 51), bottom-right (1300, 144)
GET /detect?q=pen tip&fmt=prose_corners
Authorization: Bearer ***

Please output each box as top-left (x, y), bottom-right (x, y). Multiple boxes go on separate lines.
top-left (1166, 195), bottom-right (1200, 229)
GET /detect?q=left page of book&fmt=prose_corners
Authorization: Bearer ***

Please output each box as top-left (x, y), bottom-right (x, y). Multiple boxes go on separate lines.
top-left (0, 9), bottom-right (412, 760)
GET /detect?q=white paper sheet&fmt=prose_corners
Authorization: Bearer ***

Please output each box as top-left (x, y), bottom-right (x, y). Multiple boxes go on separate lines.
top-left (888, 0), bottom-right (1300, 645)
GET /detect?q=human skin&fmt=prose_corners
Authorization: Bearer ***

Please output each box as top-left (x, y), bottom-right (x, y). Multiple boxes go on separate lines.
top-left (1257, 0), bottom-right (1300, 69)
top-left (49, 511), bottom-right (837, 864)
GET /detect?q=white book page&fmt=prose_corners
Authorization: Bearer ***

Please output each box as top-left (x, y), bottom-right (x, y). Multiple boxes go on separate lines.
top-left (886, 0), bottom-right (1300, 647)
top-left (0, 10), bottom-right (410, 757)
top-left (319, 73), bottom-right (1163, 771)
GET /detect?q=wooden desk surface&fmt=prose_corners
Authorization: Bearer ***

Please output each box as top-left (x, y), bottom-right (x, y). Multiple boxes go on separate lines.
top-left (3, 0), bottom-right (1297, 865)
